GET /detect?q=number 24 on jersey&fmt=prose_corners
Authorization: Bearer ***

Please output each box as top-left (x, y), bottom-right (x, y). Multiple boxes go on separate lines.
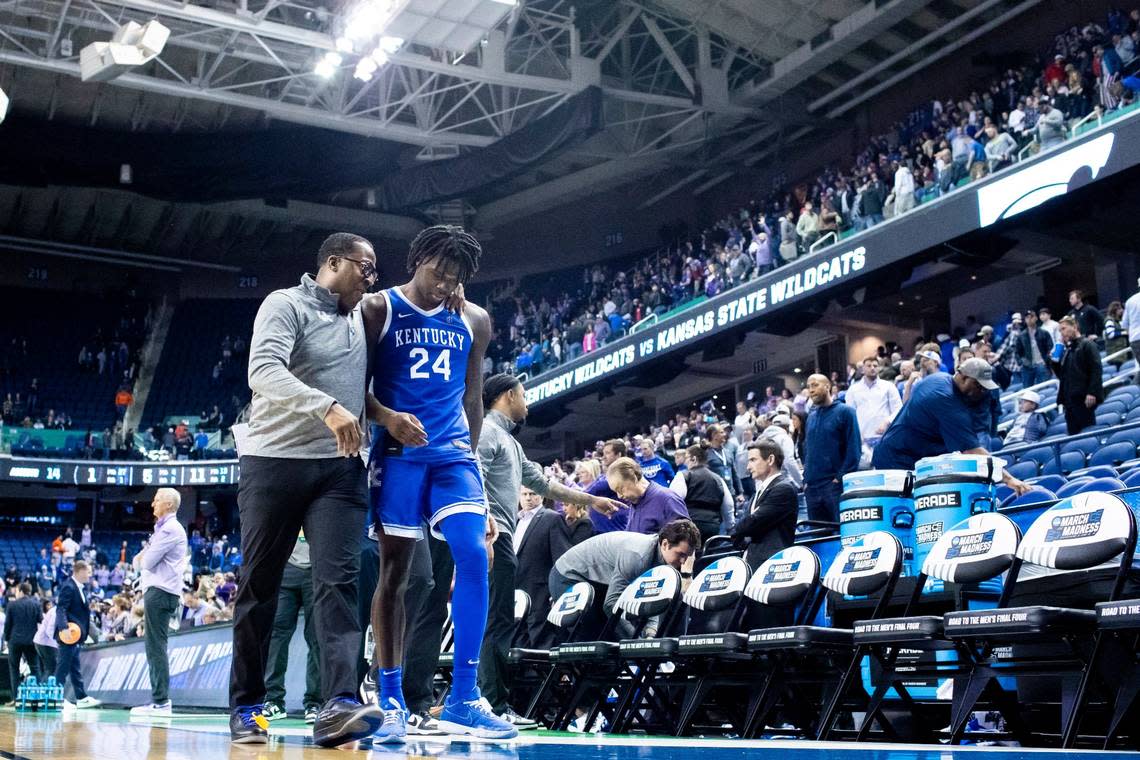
top-left (409, 347), bottom-right (452, 381)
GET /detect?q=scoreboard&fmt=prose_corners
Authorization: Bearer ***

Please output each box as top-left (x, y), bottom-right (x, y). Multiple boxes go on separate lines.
top-left (0, 457), bottom-right (239, 487)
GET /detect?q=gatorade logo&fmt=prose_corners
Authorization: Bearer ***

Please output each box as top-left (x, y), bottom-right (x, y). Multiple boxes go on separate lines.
top-left (914, 491), bottom-right (962, 512)
top-left (840, 506), bottom-right (882, 523)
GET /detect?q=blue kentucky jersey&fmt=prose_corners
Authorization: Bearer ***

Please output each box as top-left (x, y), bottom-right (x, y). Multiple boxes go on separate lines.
top-left (371, 287), bottom-right (474, 462)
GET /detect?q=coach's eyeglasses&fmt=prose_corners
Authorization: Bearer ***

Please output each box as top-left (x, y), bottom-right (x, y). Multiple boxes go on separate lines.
top-left (340, 255), bottom-right (378, 283)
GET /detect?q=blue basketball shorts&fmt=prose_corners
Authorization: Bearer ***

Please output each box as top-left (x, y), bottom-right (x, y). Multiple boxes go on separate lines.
top-left (369, 455), bottom-right (486, 540)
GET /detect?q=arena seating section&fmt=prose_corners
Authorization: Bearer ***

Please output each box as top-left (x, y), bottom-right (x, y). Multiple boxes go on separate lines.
top-left (0, 287), bottom-right (145, 433)
top-left (144, 298), bottom-right (259, 429)
top-left (0, 528), bottom-right (147, 579)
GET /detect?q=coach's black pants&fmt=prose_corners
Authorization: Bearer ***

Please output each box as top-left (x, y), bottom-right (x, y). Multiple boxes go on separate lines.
top-left (7, 641), bottom-right (37, 699)
top-left (229, 455), bottom-right (367, 710)
top-left (478, 531), bottom-right (517, 714)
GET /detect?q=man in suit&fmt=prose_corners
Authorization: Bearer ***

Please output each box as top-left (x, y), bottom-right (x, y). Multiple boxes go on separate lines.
top-left (731, 438), bottom-right (798, 572)
top-left (513, 486), bottom-right (570, 648)
top-left (56, 560), bottom-right (101, 708)
top-left (4, 582), bottom-right (42, 704)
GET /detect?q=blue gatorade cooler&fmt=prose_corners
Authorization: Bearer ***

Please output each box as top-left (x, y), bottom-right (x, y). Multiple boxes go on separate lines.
top-left (839, 470), bottom-right (916, 577)
top-left (912, 454), bottom-right (1004, 591)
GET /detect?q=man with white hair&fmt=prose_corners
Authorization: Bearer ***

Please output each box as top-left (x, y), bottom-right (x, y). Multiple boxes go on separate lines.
top-left (130, 488), bottom-right (188, 717)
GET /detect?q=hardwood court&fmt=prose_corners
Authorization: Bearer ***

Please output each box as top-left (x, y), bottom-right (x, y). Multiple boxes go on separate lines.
top-left (3, 707), bottom-right (1139, 760)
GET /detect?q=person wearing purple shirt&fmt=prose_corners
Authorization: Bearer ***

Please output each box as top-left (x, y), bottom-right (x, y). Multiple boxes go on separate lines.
top-left (130, 488), bottom-right (188, 717)
top-left (606, 458), bottom-right (690, 535)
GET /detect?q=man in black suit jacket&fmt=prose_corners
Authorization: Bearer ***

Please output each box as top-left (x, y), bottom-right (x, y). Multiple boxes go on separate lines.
top-left (514, 487), bottom-right (571, 648)
top-left (731, 439), bottom-right (799, 572)
top-left (4, 582), bottom-right (42, 702)
top-left (55, 560), bottom-right (100, 708)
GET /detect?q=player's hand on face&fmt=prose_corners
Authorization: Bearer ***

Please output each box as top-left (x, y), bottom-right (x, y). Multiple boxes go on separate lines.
top-left (444, 283), bottom-right (467, 314)
top-left (592, 497), bottom-right (623, 516)
top-left (387, 411), bottom-right (428, 447)
top-left (323, 403), bottom-right (363, 457)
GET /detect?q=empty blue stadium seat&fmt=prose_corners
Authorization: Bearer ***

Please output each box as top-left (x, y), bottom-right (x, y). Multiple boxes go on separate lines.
top-left (1106, 429), bottom-right (1140, 448)
top-left (1003, 487), bottom-right (1057, 509)
top-left (1127, 408), bottom-right (1140, 422)
top-left (1045, 420), bottom-right (1069, 437)
top-left (989, 436), bottom-right (1003, 451)
top-left (1098, 401), bottom-right (1129, 418)
top-left (1055, 478), bottom-right (1093, 498)
top-left (1074, 477), bottom-right (1128, 495)
top-left (1107, 385), bottom-right (1140, 402)
top-left (1060, 437), bottom-right (1099, 458)
top-left (1005, 460), bottom-right (1039, 481)
top-left (1095, 412), bottom-right (1123, 427)
top-left (1089, 441), bottom-right (1138, 468)
top-left (1026, 474), bottom-right (1066, 492)
top-left (1122, 468), bottom-right (1140, 488)
top-left (1058, 450), bottom-right (1087, 474)
top-left (1069, 465), bottom-right (1121, 481)
top-left (1017, 446), bottom-right (1055, 469)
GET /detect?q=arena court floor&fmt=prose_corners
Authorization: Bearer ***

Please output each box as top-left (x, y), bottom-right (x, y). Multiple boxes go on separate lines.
top-left (1, 709), bottom-right (1137, 760)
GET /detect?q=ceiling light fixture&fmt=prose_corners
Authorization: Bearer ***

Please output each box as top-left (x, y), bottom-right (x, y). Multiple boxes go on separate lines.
top-left (79, 19), bottom-right (169, 82)
top-left (314, 51), bottom-right (342, 78)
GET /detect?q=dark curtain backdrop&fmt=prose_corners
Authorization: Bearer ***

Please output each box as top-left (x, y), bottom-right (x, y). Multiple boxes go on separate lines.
top-left (0, 121), bottom-right (404, 201)
top-left (0, 85), bottom-right (604, 209)
top-left (376, 85), bottom-right (603, 211)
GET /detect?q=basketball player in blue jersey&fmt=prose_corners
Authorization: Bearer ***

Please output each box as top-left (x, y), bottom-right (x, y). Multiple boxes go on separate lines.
top-left (361, 225), bottom-right (517, 741)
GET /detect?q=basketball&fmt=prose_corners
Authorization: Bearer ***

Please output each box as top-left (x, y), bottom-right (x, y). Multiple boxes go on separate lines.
top-left (59, 622), bottom-right (82, 646)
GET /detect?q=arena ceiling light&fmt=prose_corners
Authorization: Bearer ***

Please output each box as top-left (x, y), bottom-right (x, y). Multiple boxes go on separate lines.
top-left (0, 86), bottom-right (8, 125)
top-left (79, 19), bottom-right (169, 82)
top-left (318, 0), bottom-right (516, 80)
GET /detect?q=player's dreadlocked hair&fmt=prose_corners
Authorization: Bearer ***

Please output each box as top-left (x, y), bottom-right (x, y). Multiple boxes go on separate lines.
top-left (406, 224), bottom-right (482, 283)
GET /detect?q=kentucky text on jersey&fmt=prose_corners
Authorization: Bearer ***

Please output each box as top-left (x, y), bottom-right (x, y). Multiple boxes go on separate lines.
top-left (393, 327), bottom-right (467, 351)
top-left (372, 287), bottom-right (474, 462)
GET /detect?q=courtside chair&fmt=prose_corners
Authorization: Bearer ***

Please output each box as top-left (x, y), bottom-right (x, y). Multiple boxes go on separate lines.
top-left (510, 582), bottom-right (596, 723)
top-left (673, 549), bottom-right (821, 737)
top-left (608, 555), bottom-right (752, 735)
top-left (843, 512), bottom-right (1021, 743)
top-left (1083, 597), bottom-right (1140, 748)
top-left (546, 565), bottom-right (683, 732)
top-left (741, 531), bottom-right (904, 740)
top-left (941, 492), bottom-right (1137, 746)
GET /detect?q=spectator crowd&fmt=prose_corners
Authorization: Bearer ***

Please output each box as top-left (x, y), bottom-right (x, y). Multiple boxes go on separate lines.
top-left (484, 9), bottom-right (1140, 378)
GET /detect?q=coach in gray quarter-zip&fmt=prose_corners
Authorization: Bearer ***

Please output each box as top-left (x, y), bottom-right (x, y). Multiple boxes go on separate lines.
top-left (228, 232), bottom-right (383, 747)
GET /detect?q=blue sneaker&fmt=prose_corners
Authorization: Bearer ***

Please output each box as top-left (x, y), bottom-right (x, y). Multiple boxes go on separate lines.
top-left (439, 696), bottom-right (518, 740)
top-left (372, 698), bottom-right (407, 745)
